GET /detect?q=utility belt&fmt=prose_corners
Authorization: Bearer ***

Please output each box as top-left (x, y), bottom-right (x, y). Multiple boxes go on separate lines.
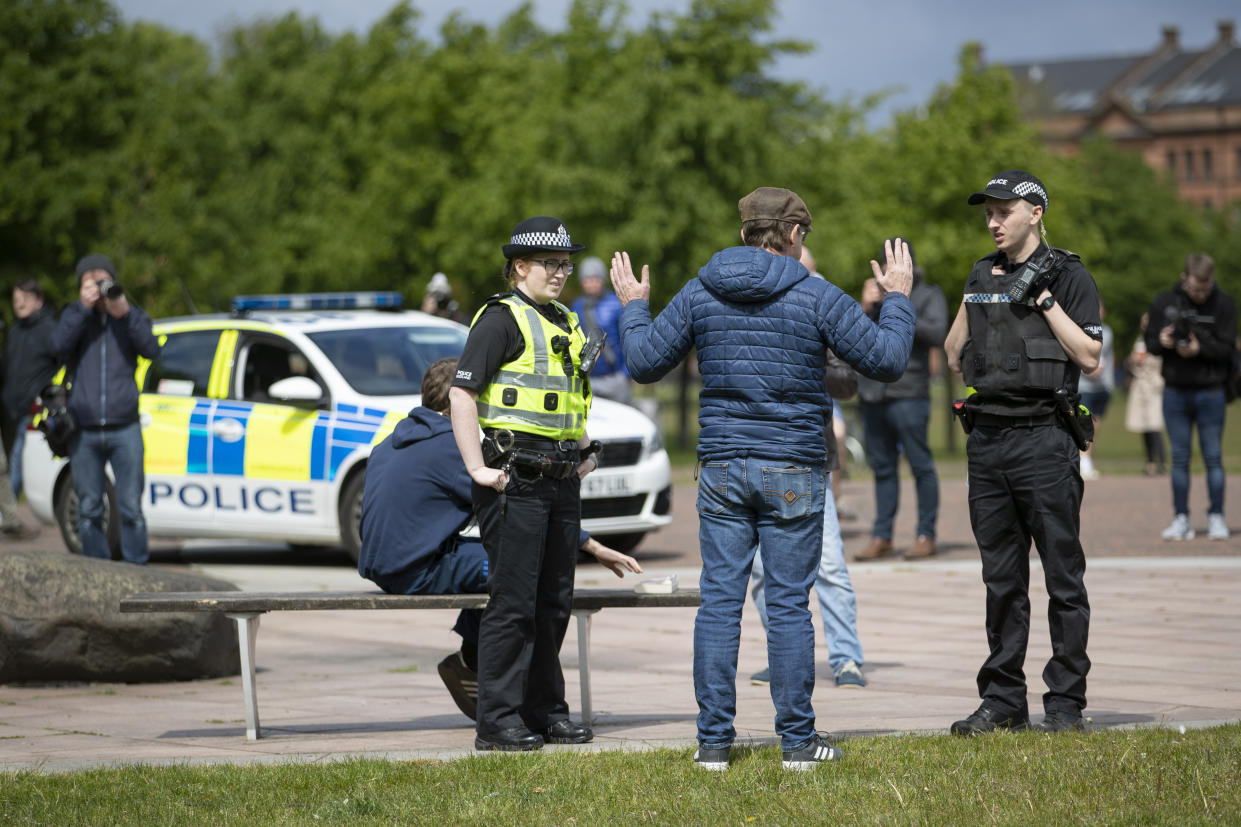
top-left (971, 412), bottom-right (1059, 429)
top-left (952, 389), bottom-right (1093, 451)
top-left (482, 428), bottom-right (581, 480)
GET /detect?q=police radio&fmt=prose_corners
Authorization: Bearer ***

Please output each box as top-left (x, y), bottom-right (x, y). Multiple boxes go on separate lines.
top-left (1007, 247), bottom-right (1059, 305)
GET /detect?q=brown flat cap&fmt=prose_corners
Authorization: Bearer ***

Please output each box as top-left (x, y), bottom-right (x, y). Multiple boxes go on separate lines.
top-left (738, 187), bottom-right (812, 226)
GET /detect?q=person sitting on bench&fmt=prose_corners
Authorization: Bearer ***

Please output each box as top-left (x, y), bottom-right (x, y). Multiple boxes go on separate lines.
top-left (358, 357), bottom-right (641, 720)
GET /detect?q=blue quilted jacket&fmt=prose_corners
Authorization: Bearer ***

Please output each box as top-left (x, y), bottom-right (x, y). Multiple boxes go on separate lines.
top-left (619, 246), bottom-right (915, 465)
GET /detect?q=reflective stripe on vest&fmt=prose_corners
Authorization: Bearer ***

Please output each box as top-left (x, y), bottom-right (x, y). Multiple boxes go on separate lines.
top-left (474, 296), bottom-right (590, 440)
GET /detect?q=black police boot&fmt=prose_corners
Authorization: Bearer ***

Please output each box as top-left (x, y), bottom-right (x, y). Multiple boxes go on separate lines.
top-left (1034, 709), bottom-right (1086, 733)
top-left (950, 705), bottom-right (1030, 736)
top-left (542, 719), bottom-right (594, 744)
top-left (474, 726), bottom-right (544, 752)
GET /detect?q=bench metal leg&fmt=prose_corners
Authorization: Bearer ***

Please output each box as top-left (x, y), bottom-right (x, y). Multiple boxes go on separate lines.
top-left (226, 612), bottom-right (263, 740)
top-left (573, 608), bottom-right (600, 726)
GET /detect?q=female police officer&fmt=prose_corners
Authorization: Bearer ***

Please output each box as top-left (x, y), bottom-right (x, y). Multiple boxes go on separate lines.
top-left (449, 216), bottom-right (599, 751)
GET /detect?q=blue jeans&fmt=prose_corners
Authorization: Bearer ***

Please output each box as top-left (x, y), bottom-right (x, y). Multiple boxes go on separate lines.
top-left (69, 423), bottom-right (148, 564)
top-left (860, 397), bottom-right (939, 540)
top-left (1163, 386), bottom-right (1226, 516)
top-left (751, 477), bottom-right (864, 674)
top-left (398, 538), bottom-right (489, 645)
top-left (696, 456), bottom-right (825, 751)
top-left (10, 416), bottom-right (28, 499)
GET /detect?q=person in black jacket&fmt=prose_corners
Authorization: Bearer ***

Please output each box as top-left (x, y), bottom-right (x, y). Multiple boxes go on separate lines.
top-left (853, 241), bottom-right (948, 561)
top-left (3, 278), bottom-right (60, 500)
top-left (1145, 253), bottom-right (1237, 542)
top-left (51, 254), bottom-right (160, 563)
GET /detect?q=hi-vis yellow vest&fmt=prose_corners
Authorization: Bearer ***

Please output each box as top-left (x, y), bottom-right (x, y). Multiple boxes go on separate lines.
top-left (474, 296), bottom-right (591, 440)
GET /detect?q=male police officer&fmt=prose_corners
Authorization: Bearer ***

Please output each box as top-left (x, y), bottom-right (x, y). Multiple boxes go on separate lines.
top-left (944, 171), bottom-right (1103, 735)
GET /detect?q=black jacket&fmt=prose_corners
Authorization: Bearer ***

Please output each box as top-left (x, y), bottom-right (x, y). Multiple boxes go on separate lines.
top-left (51, 302), bottom-right (161, 428)
top-left (2, 304), bottom-right (59, 422)
top-left (1145, 282), bottom-right (1237, 390)
top-left (858, 274), bottom-right (948, 402)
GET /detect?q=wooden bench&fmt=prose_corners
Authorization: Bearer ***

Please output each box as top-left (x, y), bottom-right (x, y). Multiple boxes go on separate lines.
top-left (120, 588), bottom-right (700, 740)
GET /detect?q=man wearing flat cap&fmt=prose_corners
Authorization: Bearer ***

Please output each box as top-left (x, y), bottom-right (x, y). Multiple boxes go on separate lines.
top-left (52, 253), bottom-right (160, 563)
top-left (609, 188), bottom-right (916, 771)
top-left (944, 170), bottom-right (1103, 736)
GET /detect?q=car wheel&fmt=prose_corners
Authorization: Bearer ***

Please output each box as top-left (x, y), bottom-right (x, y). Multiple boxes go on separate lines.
top-left (338, 471), bottom-right (366, 564)
top-left (53, 470), bottom-right (122, 560)
top-left (597, 531), bottom-right (646, 554)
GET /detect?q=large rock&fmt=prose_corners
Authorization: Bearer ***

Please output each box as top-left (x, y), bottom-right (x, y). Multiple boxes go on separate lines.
top-left (0, 550), bottom-right (241, 683)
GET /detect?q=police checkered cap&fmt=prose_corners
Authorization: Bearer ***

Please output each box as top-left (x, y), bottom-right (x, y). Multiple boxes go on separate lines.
top-left (501, 216), bottom-right (586, 259)
top-left (967, 170), bottom-right (1049, 211)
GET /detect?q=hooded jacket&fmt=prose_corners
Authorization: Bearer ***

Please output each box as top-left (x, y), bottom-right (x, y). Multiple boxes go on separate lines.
top-left (857, 273), bottom-right (947, 402)
top-left (358, 406), bottom-right (473, 587)
top-left (2, 304), bottom-right (59, 422)
top-left (51, 301), bottom-right (161, 428)
top-left (619, 246), bottom-right (915, 465)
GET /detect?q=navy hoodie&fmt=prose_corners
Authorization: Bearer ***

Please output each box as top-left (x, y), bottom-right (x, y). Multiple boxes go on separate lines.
top-left (358, 406), bottom-right (473, 586)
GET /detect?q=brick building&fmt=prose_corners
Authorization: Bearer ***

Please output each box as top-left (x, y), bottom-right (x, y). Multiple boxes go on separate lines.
top-left (1001, 20), bottom-right (1241, 209)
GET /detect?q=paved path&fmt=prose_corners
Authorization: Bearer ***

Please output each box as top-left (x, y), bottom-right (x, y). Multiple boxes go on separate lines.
top-left (2, 474), bottom-right (1238, 772)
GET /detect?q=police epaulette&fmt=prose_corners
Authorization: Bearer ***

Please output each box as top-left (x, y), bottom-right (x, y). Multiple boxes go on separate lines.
top-left (1050, 246), bottom-right (1080, 262)
top-left (482, 292), bottom-right (514, 308)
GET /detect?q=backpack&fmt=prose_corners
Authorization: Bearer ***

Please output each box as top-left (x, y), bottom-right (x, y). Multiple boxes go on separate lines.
top-left (37, 382), bottom-right (77, 458)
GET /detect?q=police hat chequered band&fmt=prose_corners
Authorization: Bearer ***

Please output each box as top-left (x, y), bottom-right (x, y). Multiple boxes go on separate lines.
top-left (509, 226), bottom-right (576, 250)
top-left (970, 172), bottom-right (1049, 210)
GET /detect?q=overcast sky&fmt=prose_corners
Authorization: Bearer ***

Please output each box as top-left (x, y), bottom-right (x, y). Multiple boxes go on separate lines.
top-left (114, 0), bottom-right (1237, 125)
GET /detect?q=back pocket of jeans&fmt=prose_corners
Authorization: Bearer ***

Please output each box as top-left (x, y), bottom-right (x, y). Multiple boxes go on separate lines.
top-left (761, 465), bottom-right (816, 521)
top-left (696, 461), bottom-right (730, 515)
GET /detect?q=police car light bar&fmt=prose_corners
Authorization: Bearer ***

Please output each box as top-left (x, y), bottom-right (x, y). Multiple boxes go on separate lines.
top-left (231, 292), bottom-right (404, 314)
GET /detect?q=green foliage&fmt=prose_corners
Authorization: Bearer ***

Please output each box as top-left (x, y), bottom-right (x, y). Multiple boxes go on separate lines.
top-left (2, 0), bottom-right (1237, 334)
top-left (2, 725), bottom-right (1240, 824)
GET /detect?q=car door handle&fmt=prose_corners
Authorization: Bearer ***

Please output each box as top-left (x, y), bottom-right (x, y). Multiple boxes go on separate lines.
top-left (211, 418), bottom-right (245, 443)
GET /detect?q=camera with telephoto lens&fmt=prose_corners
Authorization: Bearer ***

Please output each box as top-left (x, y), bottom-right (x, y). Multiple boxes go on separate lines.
top-left (95, 276), bottom-right (124, 300)
top-left (1164, 301), bottom-right (1199, 348)
top-left (1006, 247), bottom-right (1059, 305)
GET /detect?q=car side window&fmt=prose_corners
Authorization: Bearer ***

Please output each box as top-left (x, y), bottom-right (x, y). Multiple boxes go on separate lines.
top-left (240, 340), bottom-right (320, 403)
top-left (143, 330), bottom-right (221, 396)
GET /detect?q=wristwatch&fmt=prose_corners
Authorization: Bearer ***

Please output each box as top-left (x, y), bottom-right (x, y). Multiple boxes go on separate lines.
top-left (1038, 295), bottom-right (1056, 313)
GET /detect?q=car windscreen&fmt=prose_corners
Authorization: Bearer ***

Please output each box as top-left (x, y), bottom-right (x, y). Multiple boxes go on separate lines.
top-left (308, 326), bottom-right (468, 396)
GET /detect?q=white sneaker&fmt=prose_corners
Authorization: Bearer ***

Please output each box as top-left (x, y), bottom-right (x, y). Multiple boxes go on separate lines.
top-left (1161, 514), bottom-right (1195, 541)
top-left (1208, 513), bottom-right (1230, 541)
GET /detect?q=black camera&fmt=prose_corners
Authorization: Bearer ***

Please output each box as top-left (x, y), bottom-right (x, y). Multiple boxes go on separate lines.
top-left (1164, 302), bottom-right (1199, 348)
top-left (1007, 247), bottom-right (1058, 305)
top-left (96, 276), bottom-right (124, 300)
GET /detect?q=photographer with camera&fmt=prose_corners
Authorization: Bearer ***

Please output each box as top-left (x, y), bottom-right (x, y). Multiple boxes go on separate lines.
top-left (51, 253), bottom-right (160, 564)
top-left (421, 272), bottom-right (470, 325)
top-left (1145, 253), bottom-right (1236, 542)
top-left (944, 170), bottom-right (1102, 736)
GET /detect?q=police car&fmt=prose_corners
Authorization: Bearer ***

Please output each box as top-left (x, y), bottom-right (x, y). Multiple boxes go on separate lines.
top-left (24, 292), bottom-right (672, 560)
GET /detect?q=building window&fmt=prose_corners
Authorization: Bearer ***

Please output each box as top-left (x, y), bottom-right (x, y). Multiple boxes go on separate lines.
top-left (1184, 150), bottom-right (1195, 180)
top-left (1167, 151), bottom-right (1177, 177)
top-left (1203, 149), bottom-right (1213, 180)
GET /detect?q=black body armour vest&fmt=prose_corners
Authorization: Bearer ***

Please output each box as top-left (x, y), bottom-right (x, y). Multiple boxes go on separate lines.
top-left (960, 249), bottom-right (1081, 416)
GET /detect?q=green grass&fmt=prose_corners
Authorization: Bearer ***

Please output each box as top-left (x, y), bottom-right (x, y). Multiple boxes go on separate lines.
top-left (3, 725), bottom-right (1239, 824)
top-left (643, 378), bottom-right (1241, 477)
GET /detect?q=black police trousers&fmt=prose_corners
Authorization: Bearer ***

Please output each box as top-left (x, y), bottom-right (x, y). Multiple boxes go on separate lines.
top-left (471, 467), bottom-right (580, 736)
top-left (966, 423), bottom-right (1091, 716)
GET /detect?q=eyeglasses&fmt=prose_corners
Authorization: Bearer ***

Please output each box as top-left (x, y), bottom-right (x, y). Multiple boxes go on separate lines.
top-left (530, 259), bottom-right (575, 275)
top-left (799, 225), bottom-right (812, 238)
